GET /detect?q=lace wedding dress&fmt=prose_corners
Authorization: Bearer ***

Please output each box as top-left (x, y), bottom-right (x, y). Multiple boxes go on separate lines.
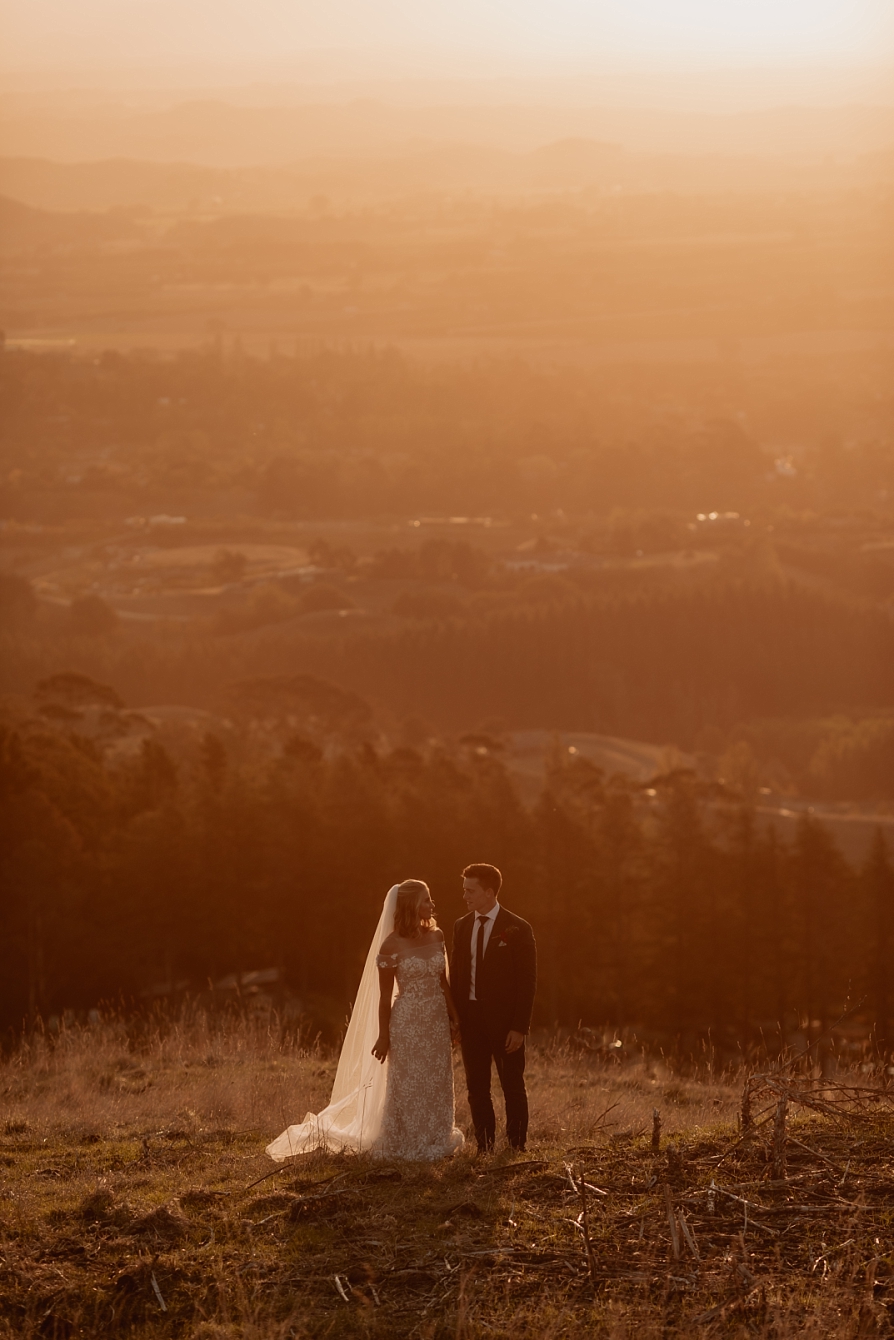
top-left (266, 887), bottom-right (463, 1163)
top-left (375, 941), bottom-right (464, 1161)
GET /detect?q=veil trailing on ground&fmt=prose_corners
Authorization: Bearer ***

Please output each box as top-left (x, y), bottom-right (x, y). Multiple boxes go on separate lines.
top-left (266, 885), bottom-right (398, 1160)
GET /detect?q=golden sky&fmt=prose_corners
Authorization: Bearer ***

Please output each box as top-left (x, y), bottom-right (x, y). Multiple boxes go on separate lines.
top-left (2, 0), bottom-right (893, 75)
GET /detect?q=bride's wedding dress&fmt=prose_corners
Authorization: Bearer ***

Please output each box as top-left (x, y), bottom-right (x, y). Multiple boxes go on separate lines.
top-left (375, 940), bottom-right (463, 1160)
top-left (266, 887), bottom-right (463, 1163)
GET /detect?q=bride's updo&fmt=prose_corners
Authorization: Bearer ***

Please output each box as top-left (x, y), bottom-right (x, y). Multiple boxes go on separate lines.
top-left (394, 880), bottom-right (435, 939)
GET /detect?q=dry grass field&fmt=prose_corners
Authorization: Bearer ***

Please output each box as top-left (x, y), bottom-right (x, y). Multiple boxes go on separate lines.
top-left (1, 1018), bottom-right (892, 1338)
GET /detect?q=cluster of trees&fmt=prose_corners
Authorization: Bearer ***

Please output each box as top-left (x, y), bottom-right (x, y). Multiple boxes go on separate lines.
top-left (2, 567), bottom-right (892, 799)
top-left (2, 704), bottom-right (892, 1053)
top-left (289, 575), bottom-right (894, 774)
top-left (730, 714), bottom-right (894, 803)
top-left (2, 346), bottom-right (892, 523)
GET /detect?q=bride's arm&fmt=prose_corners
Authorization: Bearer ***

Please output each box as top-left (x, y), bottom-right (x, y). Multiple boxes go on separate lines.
top-left (372, 957), bottom-right (396, 1062)
top-left (440, 969), bottom-right (460, 1023)
top-left (439, 933), bottom-right (461, 1040)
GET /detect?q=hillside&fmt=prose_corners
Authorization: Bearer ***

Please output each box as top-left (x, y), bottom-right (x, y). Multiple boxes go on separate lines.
top-left (1, 1020), bottom-right (892, 1338)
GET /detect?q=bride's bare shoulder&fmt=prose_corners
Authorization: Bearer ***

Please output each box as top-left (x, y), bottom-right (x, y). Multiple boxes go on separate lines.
top-left (379, 931), bottom-right (401, 954)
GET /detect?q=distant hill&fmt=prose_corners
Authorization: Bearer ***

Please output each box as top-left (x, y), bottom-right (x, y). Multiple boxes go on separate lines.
top-left (2, 98), bottom-right (894, 168)
top-left (0, 145), bottom-right (627, 213)
top-left (0, 158), bottom-right (235, 213)
top-left (2, 126), bottom-right (893, 216)
top-left (0, 192), bottom-right (143, 250)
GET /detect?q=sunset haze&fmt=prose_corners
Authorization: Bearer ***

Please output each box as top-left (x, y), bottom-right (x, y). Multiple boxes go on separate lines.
top-left (1, 1), bottom-right (893, 1332)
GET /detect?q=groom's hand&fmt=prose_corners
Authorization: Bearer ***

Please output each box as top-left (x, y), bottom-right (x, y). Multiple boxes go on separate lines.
top-left (505, 1030), bottom-right (525, 1054)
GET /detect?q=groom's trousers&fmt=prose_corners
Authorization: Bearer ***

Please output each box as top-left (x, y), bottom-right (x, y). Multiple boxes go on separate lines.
top-left (460, 1002), bottom-right (528, 1151)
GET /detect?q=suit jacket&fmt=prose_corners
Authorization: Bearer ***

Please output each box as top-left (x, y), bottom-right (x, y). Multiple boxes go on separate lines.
top-left (450, 906), bottom-right (537, 1036)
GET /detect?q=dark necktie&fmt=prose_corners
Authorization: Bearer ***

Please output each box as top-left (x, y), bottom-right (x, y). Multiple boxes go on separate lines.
top-left (475, 915), bottom-right (488, 996)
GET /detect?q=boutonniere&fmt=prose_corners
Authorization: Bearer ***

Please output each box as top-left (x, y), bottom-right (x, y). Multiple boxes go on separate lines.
top-left (493, 924), bottom-right (520, 947)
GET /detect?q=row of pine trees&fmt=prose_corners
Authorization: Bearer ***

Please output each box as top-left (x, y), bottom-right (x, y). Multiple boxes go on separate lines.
top-left (2, 720), bottom-right (892, 1055)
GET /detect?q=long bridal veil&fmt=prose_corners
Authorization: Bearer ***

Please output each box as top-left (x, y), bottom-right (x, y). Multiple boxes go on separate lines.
top-left (266, 885), bottom-right (398, 1160)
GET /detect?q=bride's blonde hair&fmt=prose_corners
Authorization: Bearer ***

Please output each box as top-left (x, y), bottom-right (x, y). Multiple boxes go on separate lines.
top-left (393, 879), bottom-right (435, 939)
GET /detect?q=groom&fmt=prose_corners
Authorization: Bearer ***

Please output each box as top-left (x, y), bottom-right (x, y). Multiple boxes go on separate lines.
top-left (450, 863), bottom-right (537, 1152)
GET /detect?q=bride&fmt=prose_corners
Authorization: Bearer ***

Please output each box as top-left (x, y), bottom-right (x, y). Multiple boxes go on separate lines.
top-left (266, 881), bottom-right (464, 1162)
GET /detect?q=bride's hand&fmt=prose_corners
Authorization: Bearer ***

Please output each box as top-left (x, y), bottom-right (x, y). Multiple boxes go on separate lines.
top-left (371, 1033), bottom-right (390, 1063)
top-left (449, 1020), bottom-right (461, 1046)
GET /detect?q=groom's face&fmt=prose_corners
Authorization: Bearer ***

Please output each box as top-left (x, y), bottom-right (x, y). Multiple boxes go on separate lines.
top-left (462, 877), bottom-right (497, 915)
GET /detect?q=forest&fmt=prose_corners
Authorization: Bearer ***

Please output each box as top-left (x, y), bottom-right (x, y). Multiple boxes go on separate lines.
top-left (1, 340), bottom-right (893, 522)
top-left (2, 689), bottom-right (892, 1051)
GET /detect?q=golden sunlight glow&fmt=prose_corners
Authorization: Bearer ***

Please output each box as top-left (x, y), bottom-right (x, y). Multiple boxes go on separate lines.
top-left (2, 0), bottom-right (892, 71)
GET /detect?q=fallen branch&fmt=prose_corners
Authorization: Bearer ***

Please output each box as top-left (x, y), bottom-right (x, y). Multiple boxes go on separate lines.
top-left (564, 1162), bottom-right (599, 1294)
top-left (479, 1159), bottom-right (548, 1177)
top-left (149, 1272), bottom-right (167, 1313)
top-left (786, 1135), bottom-right (847, 1173)
top-left (242, 1166), bottom-right (283, 1194)
top-left (663, 1184), bottom-right (681, 1261)
top-left (677, 1211), bottom-right (701, 1262)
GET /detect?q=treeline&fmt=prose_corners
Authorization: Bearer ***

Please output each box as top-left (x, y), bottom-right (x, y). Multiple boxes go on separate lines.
top-left (2, 572), bottom-right (892, 791)
top-left (2, 346), bottom-right (892, 522)
top-left (269, 576), bottom-right (894, 752)
top-left (2, 712), bottom-right (892, 1051)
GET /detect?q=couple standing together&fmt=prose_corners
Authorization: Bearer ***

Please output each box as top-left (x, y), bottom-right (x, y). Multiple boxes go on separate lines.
top-left (267, 865), bottom-right (537, 1162)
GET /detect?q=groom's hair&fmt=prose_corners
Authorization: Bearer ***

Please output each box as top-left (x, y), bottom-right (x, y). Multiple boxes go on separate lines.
top-left (462, 863), bottom-right (502, 894)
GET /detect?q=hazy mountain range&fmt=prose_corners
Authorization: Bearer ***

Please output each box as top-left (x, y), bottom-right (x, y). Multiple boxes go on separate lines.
top-left (2, 97), bottom-right (893, 168)
top-left (2, 135), bottom-right (893, 215)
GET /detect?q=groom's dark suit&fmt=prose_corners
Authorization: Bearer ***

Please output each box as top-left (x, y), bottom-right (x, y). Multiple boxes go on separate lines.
top-left (451, 906), bottom-right (536, 1151)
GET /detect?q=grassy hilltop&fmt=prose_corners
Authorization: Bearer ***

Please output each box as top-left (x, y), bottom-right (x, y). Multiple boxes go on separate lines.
top-left (1, 1018), bottom-right (892, 1338)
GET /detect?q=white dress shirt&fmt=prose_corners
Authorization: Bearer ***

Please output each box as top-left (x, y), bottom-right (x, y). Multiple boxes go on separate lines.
top-left (469, 902), bottom-right (500, 1001)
